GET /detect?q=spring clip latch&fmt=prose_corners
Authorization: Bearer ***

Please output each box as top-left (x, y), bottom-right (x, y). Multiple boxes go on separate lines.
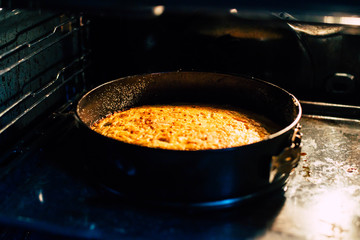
top-left (269, 124), bottom-right (302, 183)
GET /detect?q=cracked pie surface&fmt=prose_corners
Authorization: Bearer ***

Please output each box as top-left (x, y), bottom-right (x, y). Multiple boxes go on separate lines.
top-left (91, 104), bottom-right (271, 150)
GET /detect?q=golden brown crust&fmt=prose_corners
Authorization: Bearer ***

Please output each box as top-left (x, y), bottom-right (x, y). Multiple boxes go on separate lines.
top-left (91, 104), bottom-right (271, 150)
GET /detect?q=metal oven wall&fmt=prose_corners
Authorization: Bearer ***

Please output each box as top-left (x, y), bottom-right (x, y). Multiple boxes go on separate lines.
top-left (0, 9), bottom-right (89, 145)
top-left (1, 0), bottom-right (359, 106)
top-left (87, 11), bottom-right (360, 106)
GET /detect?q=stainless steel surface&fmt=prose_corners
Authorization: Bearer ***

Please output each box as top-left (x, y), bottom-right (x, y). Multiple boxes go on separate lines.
top-left (261, 115), bottom-right (360, 239)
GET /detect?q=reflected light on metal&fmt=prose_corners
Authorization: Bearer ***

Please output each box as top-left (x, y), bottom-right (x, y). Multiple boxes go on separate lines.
top-left (307, 188), bottom-right (357, 238)
top-left (324, 16), bottom-right (360, 26)
top-left (153, 5), bottom-right (165, 16)
top-left (38, 190), bottom-right (44, 203)
top-left (230, 9), bottom-right (238, 14)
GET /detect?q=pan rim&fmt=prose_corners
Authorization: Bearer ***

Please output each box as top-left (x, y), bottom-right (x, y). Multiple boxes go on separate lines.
top-left (75, 71), bottom-right (302, 152)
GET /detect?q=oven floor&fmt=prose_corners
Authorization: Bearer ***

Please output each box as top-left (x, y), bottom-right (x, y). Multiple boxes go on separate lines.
top-left (0, 113), bottom-right (359, 239)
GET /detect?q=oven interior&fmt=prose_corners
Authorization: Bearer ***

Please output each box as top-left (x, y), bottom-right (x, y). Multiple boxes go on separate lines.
top-left (0, 2), bottom-right (360, 239)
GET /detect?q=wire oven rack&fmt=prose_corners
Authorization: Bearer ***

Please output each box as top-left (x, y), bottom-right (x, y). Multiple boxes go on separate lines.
top-left (0, 9), bottom-right (90, 145)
